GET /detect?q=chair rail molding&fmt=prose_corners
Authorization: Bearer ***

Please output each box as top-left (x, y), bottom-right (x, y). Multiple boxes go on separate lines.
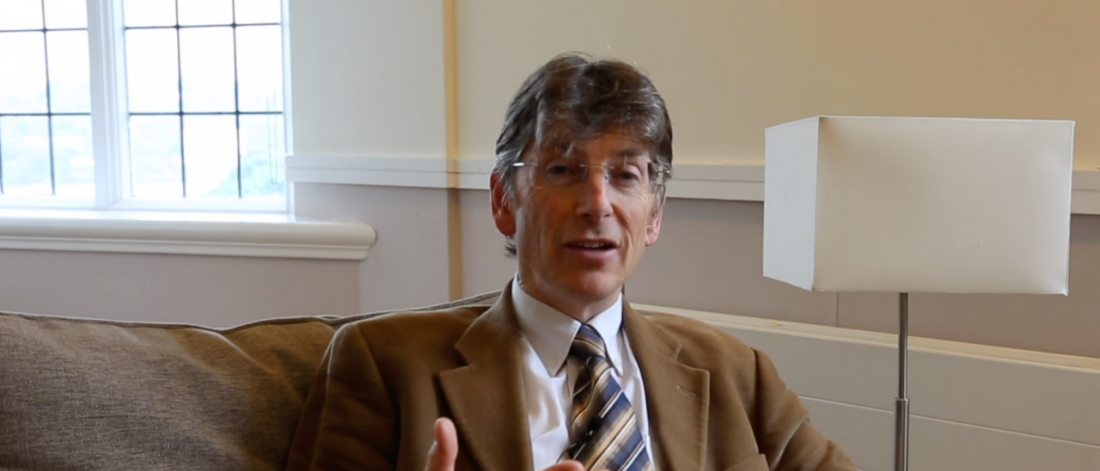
top-left (286, 154), bottom-right (1100, 214)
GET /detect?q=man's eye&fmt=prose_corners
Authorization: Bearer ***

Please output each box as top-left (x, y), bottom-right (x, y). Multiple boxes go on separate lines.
top-left (616, 171), bottom-right (641, 181)
top-left (545, 164), bottom-right (573, 176)
top-left (612, 165), bottom-right (645, 182)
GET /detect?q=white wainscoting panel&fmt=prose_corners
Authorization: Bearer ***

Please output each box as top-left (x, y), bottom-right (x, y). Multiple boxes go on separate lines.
top-left (634, 303), bottom-right (1100, 471)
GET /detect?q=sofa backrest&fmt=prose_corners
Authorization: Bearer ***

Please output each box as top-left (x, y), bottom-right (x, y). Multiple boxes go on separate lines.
top-left (0, 292), bottom-right (500, 471)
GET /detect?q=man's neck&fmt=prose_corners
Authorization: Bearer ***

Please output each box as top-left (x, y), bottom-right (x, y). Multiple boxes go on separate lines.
top-left (514, 278), bottom-right (621, 323)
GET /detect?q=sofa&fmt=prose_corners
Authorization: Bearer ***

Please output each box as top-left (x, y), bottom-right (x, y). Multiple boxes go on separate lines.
top-left (0, 291), bottom-right (501, 471)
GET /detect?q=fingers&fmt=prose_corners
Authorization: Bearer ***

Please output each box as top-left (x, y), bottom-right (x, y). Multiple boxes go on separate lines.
top-left (424, 421), bottom-right (604, 471)
top-left (544, 460), bottom-right (595, 471)
top-left (425, 417), bottom-right (459, 471)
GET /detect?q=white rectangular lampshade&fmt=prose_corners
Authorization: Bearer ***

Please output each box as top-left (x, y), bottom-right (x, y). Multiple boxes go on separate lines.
top-left (762, 116), bottom-right (1074, 294)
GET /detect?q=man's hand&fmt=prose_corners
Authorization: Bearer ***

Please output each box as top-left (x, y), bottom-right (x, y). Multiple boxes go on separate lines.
top-left (424, 417), bottom-right (604, 471)
top-left (425, 418), bottom-right (461, 471)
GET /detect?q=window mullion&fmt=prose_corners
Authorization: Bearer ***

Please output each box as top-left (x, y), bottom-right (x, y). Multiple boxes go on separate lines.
top-left (87, 0), bottom-right (129, 208)
top-left (40, 1), bottom-right (57, 196)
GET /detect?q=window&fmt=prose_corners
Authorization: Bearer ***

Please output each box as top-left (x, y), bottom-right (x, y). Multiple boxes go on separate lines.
top-left (0, 0), bottom-right (287, 212)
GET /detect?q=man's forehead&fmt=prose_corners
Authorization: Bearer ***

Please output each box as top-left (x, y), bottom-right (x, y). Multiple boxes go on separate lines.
top-left (537, 133), bottom-right (652, 158)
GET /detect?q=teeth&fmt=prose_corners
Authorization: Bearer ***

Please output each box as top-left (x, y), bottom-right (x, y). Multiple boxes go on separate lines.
top-left (574, 242), bottom-right (610, 249)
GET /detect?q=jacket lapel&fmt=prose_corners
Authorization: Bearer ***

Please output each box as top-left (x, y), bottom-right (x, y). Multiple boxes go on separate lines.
top-left (438, 287), bottom-right (534, 471)
top-left (624, 304), bottom-right (710, 471)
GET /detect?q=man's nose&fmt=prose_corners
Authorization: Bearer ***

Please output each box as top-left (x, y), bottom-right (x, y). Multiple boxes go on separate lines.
top-left (575, 168), bottom-right (613, 219)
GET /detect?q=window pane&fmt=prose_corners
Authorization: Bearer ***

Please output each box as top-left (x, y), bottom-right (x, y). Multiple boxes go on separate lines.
top-left (125, 29), bottom-right (179, 112)
top-left (44, 0), bottom-right (86, 29)
top-left (235, 0), bottom-right (280, 24)
top-left (0, 32), bottom-right (47, 113)
top-left (129, 115), bottom-right (182, 198)
top-left (236, 25), bottom-right (282, 112)
top-left (52, 115), bottom-right (93, 197)
top-left (47, 30), bottom-right (90, 112)
top-left (0, 117), bottom-right (52, 196)
top-left (183, 115), bottom-right (238, 198)
top-left (239, 115), bottom-right (284, 197)
top-left (179, 27), bottom-right (234, 112)
top-left (123, 0), bottom-right (176, 27)
top-left (177, 0), bottom-right (232, 26)
top-left (0, 0), bottom-right (44, 30)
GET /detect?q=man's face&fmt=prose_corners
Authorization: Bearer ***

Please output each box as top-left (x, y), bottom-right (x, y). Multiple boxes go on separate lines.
top-left (491, 132), bottom-right (666, 318)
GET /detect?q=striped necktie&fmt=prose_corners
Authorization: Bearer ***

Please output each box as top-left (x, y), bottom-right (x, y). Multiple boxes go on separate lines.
top-left (561, 324), bottom-right (653, 471)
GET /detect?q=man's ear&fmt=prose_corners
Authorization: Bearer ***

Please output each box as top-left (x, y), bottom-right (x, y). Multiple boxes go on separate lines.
top-left (490, 171), bottom-right (517, 237)
top-left (645, 194), bottom-right (665, 246)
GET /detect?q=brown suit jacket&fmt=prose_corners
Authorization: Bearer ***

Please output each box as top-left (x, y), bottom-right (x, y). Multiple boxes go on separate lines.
top-left (285, 284), bottom-right (857, 471)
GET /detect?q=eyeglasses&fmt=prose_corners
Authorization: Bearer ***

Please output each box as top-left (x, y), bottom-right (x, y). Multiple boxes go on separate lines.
top-left (512, 156), bottom-right (670, 196)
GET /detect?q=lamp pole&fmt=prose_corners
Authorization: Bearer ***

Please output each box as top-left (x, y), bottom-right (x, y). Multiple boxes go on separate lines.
top-left (895, 293), bottom-right (910, 471)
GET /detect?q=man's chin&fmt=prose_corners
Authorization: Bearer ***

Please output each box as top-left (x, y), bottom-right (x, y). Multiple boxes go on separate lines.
top-left (563, 273), bottom-right (624, 302)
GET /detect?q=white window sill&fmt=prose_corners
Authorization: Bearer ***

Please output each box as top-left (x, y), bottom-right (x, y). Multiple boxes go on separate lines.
top-left (0, 209), bottom-right (376, 261)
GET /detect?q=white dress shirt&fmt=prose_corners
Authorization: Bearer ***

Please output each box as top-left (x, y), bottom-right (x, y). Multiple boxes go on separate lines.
top-left (511, 278), bottom-right (652, 471)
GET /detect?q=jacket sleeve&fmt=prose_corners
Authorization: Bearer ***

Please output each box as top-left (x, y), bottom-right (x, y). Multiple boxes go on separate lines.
top-left (285, 323), bottom-right (399, 471)
top-left (750, 348), bottom-right (859, 471)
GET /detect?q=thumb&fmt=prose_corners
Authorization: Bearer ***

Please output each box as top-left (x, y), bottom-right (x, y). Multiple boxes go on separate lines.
top-left (545, 460), bottom-right (591, 471)
top-left (425, 417), bottom-right (459, 471)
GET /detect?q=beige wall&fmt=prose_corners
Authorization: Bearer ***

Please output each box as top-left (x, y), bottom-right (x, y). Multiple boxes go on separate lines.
top-left (456, 0), bottom-right (1100, 165)
top-left (293, 183), bottom-right (457, 313)
top-left (286, 1), bottom-right (1100, 164)
top-left (286, 0), bottom-right (446, 157)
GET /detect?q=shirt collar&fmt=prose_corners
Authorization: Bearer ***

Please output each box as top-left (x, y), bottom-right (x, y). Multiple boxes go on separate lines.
top-left (512, 276), bottom-right (625, 377)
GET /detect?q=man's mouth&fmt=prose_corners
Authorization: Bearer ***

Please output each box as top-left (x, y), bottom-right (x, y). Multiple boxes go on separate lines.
top-left (565, 240), bottom-right (617, 250)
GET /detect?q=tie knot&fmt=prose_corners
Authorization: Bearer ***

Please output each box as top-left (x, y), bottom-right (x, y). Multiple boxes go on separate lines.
top-left (570, 324), bottom-right (608, 362)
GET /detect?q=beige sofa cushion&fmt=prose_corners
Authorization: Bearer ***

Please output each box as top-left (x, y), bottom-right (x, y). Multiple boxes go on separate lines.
top-left (0, 292), bottom-right (499, 471)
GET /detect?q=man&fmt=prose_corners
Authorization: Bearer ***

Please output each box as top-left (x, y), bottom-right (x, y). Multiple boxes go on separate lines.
top-left (285, 53), bottom-right (857, 471)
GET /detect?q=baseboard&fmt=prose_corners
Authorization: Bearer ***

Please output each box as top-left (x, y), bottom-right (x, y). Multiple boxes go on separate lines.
top-left (286, 155), bottom-right (1100, 214)
top-left (633, 303), bottom-right (1100, 471)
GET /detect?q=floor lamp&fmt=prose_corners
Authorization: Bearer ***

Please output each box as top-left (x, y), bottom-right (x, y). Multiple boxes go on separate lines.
top-left (761, 116), bottom-right (1075, 471)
